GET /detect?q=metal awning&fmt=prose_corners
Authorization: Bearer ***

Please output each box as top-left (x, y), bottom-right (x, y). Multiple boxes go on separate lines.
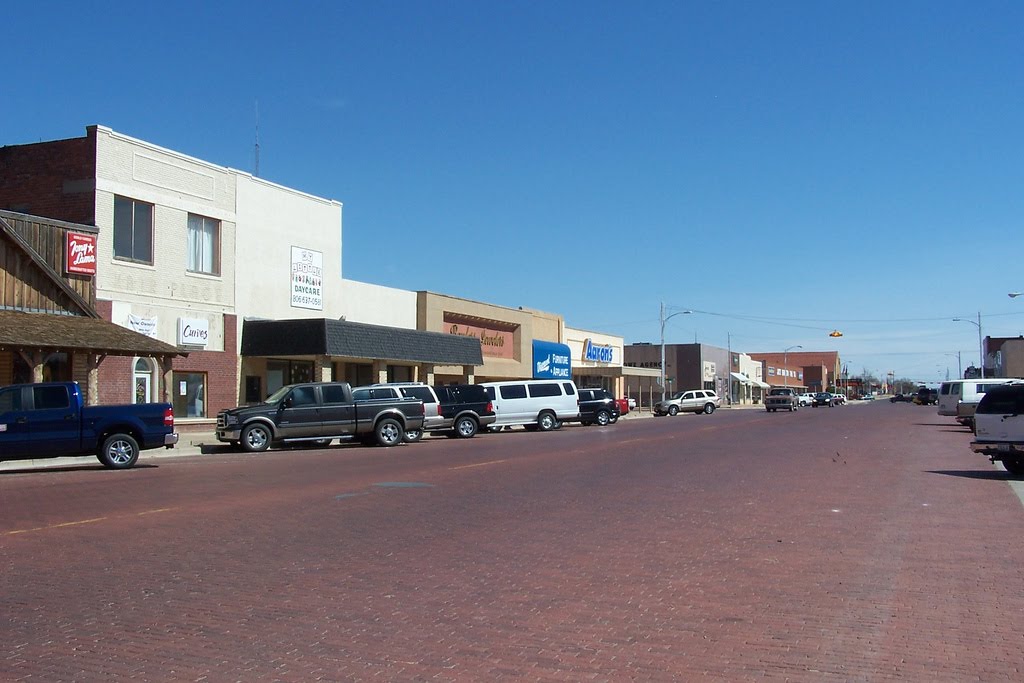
top-left (730, 372), bottom-right (752, 385)
top-left (752, 379), bottom-right (770, 389)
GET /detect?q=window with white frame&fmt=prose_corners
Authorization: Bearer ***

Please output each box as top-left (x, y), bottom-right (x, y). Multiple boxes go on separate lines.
top-left (187, 213), bottom-right (220, 275)
top-left (113, 195), bottom-right (154, 263)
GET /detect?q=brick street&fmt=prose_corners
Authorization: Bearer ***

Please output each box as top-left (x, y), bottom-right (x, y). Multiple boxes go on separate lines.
top-left (2, 402), bottom-right (1022, 681)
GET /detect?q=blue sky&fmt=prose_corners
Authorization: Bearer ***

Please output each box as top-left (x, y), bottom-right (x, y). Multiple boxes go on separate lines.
top-left (5, 1), bottom-right (1024, 383)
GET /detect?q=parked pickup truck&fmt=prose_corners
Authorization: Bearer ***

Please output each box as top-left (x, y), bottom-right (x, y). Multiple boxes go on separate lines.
top-left (765, 387), bottom-right (800, 412)
top-left (216, 381), bottom-right (425, 451)
top-left (0, 381), bottom-right (177, 469)
top-left (970, 383), bottom-right (1024, 477)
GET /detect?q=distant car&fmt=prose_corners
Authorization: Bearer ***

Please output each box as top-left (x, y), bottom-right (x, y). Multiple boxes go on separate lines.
top-left (764, 387), bottom-right (800, 412)
top-left (614, 397), bottom-right (630, 416)
top-left (914, 387), bottom-right (938, 405)
top-left (798, 393), bottom-right (816, 407)
top-left (831, 393), bottom-right (847, 405)
top-left (890, 393), bottom-right (911, 403)
top-left (860, 393), bottom-right (875, 400)
top-left (654, 390), bottom-right (721, 416)
top-left (813, 392), bottom-right (835, 407)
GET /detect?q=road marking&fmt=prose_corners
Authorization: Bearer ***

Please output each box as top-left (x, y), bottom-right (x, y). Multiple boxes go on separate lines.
top-left (450, 459), bottom-right (507, 470)
top-left (137, 507), bottom-right (175, 516)
top-left (4, 508), bottom-right (176, 536)
top-left (5, 517), bottom-right (106, 535)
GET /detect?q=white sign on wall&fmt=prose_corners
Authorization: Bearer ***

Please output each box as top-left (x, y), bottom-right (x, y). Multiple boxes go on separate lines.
top-left (703, 361), bottom-right (716, 381)
top-left (290, 246), bottom-right (323, 310)
top-left (128, 313), bottom-right (158, 338)
top-left (178, 317), bottom-right (210, 347)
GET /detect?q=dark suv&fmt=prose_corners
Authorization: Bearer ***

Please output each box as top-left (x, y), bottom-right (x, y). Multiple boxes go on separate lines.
top-left (432, 384), bottom-right (496, 438)
top-left (577, 388), bottom-right (621, 426)
top-left (915, 387), bottom-right (938, 406)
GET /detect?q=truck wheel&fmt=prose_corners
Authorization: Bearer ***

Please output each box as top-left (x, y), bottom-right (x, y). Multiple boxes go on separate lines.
top-left (98, 433), bottom-right (140, 469)
top-left (668, 405), bottom-right (679, 416)
top-left (537, 411), bottom-right (558, 431)
top-left (454, 415), bottom-right (478, 438)
top-left (702, 404), bottom-right (715, 415)
top-left (375, 418), bottom-right (404, 447)
top-left (595, 410), bottom-right (611, 426)
top-left (241, 423), bottom-right (272, 452)
top-left (403, 428), bottom-right (423, 443)
top-left (1003, 459), bottom-right (1024, 477)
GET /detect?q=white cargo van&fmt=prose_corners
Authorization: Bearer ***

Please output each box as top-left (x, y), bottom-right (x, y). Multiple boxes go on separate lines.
top-left (481, 379), bottom-right (579, 431)
top-left (938, 378), bottom-right (1016, 426)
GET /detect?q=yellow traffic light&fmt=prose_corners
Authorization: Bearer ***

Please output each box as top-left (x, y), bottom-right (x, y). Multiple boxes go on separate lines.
top-left (829, 330), bottom-right (843, 338)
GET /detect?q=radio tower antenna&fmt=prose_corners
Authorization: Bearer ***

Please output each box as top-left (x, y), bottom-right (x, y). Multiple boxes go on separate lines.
top-left (254, 99), bottom-right (261, 177)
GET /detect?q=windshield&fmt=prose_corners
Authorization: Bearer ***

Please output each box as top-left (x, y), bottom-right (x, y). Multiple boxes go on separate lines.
top-left (769, 389), bottom-right (790, 396)
top-left (264, 385), bottom-right (293, 404)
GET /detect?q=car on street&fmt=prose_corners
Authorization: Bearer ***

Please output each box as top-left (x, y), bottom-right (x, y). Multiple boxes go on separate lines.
top-left (831, 393), bottom-right (847, 405)
top-left (914, 387), bottom-right (939, 405)
top-left (653, 389), bottom-right (721, 416)
top-left (577, 388), bottom-right (621, 426)
top-left (798, 393), bottom-right (816, 407)
top-left (813, 392), bottom-right (835, 407)
top-left (614, 397), bottom-right (630, 416)
top-left (890, 393), bottom-right (911, 402)
top-left (217, 381), bottom-right (425, 450)
top-left (970, 382), bottom-right (1024, 477)
top-left (765, 387), bottom-right (800, 412)
top-left (0, 381), bottom-right (177, 469)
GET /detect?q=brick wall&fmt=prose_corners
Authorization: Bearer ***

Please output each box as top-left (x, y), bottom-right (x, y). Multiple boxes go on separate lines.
top-left (95, 300), bottom-right (238, 413)
top-left (170, 313), bottom-right (238, 417)
top-left (0, 128), bottom-right (96, 224)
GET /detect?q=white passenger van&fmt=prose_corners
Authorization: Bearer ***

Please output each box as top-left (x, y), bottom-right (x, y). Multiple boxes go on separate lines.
top-left (938, 378), bottom-right (1017, 426)
top-left (481, 379), bottom-right (579, 431)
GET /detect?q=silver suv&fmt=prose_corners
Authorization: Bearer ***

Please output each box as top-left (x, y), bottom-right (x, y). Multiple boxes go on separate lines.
top-left (653, 389), bottom-right (721, 416)
top-left (362, 383), bottom-right (445, 442)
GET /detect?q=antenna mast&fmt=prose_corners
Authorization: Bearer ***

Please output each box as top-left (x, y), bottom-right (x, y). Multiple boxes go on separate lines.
top-left (254, 100), bottom-right (261, 177)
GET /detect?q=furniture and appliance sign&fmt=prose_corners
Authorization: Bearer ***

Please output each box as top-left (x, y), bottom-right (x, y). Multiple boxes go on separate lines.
top-left (533, 340), bottom-right (572, 379)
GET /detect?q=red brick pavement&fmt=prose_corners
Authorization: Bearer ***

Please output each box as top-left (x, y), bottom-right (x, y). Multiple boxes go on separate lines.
top-left (1, 402), bottom-right (1022, 681)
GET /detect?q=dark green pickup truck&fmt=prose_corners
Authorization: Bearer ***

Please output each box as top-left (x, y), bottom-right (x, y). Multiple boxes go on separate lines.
top-left (216, 381), bottom-right (425, 451)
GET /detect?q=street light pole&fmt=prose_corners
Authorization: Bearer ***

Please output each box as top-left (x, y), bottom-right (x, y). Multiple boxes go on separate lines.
top-left (659, 303), bottom-right (692, 400)
top-left (953, 313), bottom-right (984, 378)
top-left (783, 345), bottom-right (802, 387)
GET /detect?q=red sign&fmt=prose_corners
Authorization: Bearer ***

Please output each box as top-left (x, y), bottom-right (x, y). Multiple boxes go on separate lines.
top-left (66, 232), bottom-right (97, 275)
top-left (443, 313), bottom-right (516, 359)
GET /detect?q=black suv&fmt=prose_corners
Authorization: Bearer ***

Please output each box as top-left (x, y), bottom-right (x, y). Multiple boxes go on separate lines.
top-left (915, 387), bottom-right (938, 405)
top-left (432, 384), bottom-right (496, 438)
top-left (577, 388), bottom-right (621, 426)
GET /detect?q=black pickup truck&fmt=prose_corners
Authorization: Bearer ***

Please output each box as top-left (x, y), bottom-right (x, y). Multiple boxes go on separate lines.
top-left (0, 381), bottom-right (177, 469)
top-left (216, 381), bottom-right (425, 451)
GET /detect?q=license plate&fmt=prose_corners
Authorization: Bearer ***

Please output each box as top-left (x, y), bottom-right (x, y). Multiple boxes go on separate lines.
top-left (998, 443), bottom-right (1011, 452)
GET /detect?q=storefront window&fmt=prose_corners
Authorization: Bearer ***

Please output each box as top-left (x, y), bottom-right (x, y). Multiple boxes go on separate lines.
top-left (173, 372), bottom-right (206, 418)
top-left (290, 361), bottom-right (313, 384)
top-left (387, 365), bottom-right (413, 382)
top-left (349, 364), bottom-right (373, 386)
top-left (267, 359), bottom-right (314, 396)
